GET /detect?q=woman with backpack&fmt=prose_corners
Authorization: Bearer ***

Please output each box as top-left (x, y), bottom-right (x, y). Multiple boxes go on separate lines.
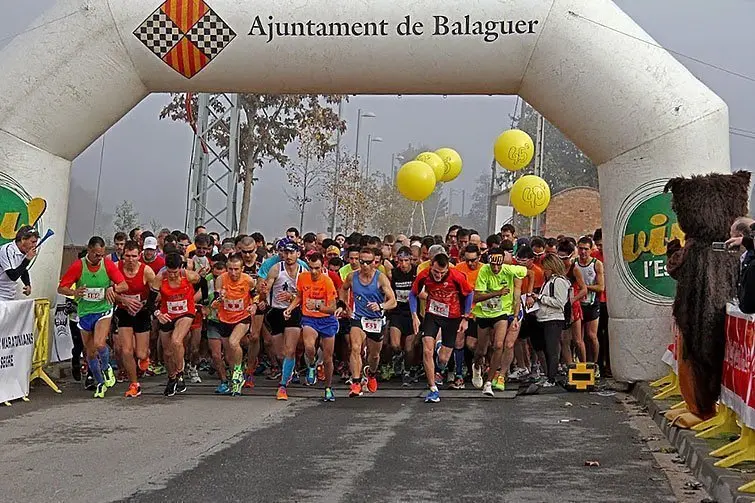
top-left (526, 254), bottom-right (571, 387)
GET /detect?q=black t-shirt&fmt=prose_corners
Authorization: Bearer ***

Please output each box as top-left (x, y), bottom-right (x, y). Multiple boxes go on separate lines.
top-left (390, 265), bottom-right (417, 314)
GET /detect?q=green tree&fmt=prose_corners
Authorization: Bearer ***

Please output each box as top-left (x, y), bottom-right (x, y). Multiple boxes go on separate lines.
top-left (160, 94), bottom-right (347, 232)
top-left (319, 150), bottom-right (379, 234)
top-left (113, 200), bottom-right (140, 234)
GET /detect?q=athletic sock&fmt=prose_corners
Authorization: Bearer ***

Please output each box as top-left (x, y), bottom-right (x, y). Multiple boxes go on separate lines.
top-left (280, 357), bottom-right (295, 387)
top-left (97, 346), bottom-right (111, 370)
top-left (88, 358), bottom-right (104, 384)
top-left (454, 348), bottom-right (464, 378)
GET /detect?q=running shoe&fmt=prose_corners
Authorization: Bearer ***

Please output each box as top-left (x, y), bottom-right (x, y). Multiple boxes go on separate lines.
top-left (94, 383), bottom-right (107, 399)
top-left (243, 372), bottom-right (255, 389)
top-left (164, 377), bottom-right (177, 397)
top-left (175, 374), bottom-right (187, 394)
top-left (188, 364), bottom-right (202, 384)
top-left (276, 386), bottom-right (288, 400)
top-left (434, 372), bottom-right (444, 387)
top-left (493, 375), bottom-right (506, 391)
top-left (402, 371), bottom-right (412, 387)
top-left (84, 372), bottom-right (96, 391)
top-left (425, 389), bottom-right (440, 403)
top-left (104, 366), bottom-right (116, 388)
top-left (291, 372), bottom-right (301, 385)
top-left (198, 359), bottom-right (212, 372)
top-left (594, 367), bottom-right (601, 380)
top-left (116, 369), bottom-right (127, 383)
top-left (267, 367), bottom-right (281, 380)
top-left (364, 366), bottom-right (378, 393)
top-left (482, 381), bottom-right (494, 397)
top-left (215, 381), bottom-right (231, 394)
top-left (306, 365), bottom-right (317, 386)
top-left (71, 362), bottom-right (82, 382)
top-left (349, 382), bottom-right (363, 397)
top-left (124, 383), bottom-right (142, 398)
top-left (451, 377), bottom-right (465, 390)
top-left (138, 358), bottom-right (150, 373)
top-left (316, 363), bottom-right (325, 382)
top-left (392, 352), bottom-right (405, 376)
top-left (231, 379), bottom-right (243, 397)
top-left (153, 363), bottom-right (167, 375)
top-left (508, 367), bottom-right (529, 380)
top-left (254, 361), bottom-right (267, 376)
top-left (446, 372), bottom-right (455, 385)
top-left (541, 379), bottom-right (557, 388)
top-left (323, 388), bottom-right (335, 402)
top-left (472, 363), bottom-right (483, 389)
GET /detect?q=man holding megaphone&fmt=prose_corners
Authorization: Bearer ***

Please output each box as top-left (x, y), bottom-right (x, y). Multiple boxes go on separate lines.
top-left (0, 225), bottom-right (39, 301)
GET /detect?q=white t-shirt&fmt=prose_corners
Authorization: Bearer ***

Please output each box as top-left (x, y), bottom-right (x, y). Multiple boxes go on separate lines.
top-left (0, 242), bottom-right (26, 300)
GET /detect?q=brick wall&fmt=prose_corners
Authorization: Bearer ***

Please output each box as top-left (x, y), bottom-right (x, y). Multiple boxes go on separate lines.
top-left (542, 187), bottom-right (601, 238)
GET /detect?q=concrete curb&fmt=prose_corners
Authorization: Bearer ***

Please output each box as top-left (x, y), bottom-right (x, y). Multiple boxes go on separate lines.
top-left (633, 382), bottom-right (755, 503)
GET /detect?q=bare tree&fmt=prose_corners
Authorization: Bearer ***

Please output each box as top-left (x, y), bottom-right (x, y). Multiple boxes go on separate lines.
top-left (285, 124), bottom-right (333, 230)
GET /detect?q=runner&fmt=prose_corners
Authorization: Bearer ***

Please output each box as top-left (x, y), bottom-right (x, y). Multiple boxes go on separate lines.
top-left (185, 233), bottom-right (213, 383)
top-left (558, 239), bottom-right (588, 366)
top-left (213, 254), bottom-right (256, 396)
top-left (141, 236), bottom-right (165, 277)
top-left (146, 252), bottom-right (203, 397)
top-left (237, 235), bottom-right (264, 388)
top-left (284, 252), bottom-right (340, 401)
top-left (58, 236), bottom-right (128, 398)
top-left (575, 236), bottom-right (604, 374)
top-left (264, 239), bottom-right (304, 400)
top-left (409, 251), bottom-right (473, 403)
top-left (204, 259), bottom-right (230, 393)
top-left (339, 247), bottom-right (397, 397)
top-left (110, 232), bottom-right (126, 263)
top-left (386, 246), bottom-right (418, 386)
top-left (471, 247), bottom-right (527, 396)
top-left (455, 243), bottom-right (483, 389)
top-left (114, 240), bottom-right (156, 397)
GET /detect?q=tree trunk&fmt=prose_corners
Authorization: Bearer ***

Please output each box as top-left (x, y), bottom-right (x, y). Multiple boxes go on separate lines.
top-left (238, 149), bottom-right (256, 234)
top-left (299, 156), bottom-right (309, 231)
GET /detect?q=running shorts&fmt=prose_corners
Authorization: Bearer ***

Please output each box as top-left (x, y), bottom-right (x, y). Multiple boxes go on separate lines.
top-left (78, 309), bottom-right (113, 333)
top-left (581, 303), bottom-right (600, 322)
top-left (477, 314), bottom-right (511, 330)
top-left (213, 317), bottom-right (252, 338)
top-left (158, 313), bottom-right (195, 333)
top-left (388, 312), bottom-right (414, 337)
top-left (350, 317), bottom-right (386, 343)
top-left (421, 313), bottom-right (462, 349)
top-left (115, 308), bottom-right (151, 333)
top-left (206, 320), bottom-right (222, 340)
top-left (191, 310), bottom-right (203, 330)
top-left (266, 307), bottom-right (301, 335)
top-left (465, 317), bottom-right (478, 339)
top-left (301, 315), bottom-right (339, 338)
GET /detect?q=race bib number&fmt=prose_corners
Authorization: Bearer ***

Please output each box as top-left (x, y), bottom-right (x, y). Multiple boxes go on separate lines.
top-left (396, 290), bottom-right (409, 303)
top-left (481, 296), bottom-right (502, 313)
top-left (167, 299), bottom-right (188, 315)
top-left (84, 288), bottom-right (105, 301)
top-left (121, 294), bottom-right (141, 303)
top-left (223, 298), bottom-right (245, 312)
top-left (361, 317), bottom-right (384, 333)
top-left (427, 299), bottom-right (450, 318)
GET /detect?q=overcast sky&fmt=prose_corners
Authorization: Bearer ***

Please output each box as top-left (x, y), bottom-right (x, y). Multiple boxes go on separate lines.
top-left (2, 0), bottom-right (754, 243)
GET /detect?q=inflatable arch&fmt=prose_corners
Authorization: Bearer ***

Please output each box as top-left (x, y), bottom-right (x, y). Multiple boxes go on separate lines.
top-left (0, 0), bottom-right (730, 382)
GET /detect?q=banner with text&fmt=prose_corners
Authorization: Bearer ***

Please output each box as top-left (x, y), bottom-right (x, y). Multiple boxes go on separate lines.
top-left (0, 299), bottom-right (35, 402)
top-left (50, 295), bottom-right (74, 364)
top-left (721, 303), bottom-right (755, 429)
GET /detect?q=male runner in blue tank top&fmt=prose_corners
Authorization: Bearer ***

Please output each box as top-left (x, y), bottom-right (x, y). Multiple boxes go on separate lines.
top-left (339, 247), bottom-right (397, 397)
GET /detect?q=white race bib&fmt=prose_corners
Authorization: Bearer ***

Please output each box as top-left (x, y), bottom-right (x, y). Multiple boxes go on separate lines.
top-left (361, 317), bottom-right (384, 333)
top-left (396, 290), bottom-right (409, 303)
top-left (223, 298), bottom-right (245, 312)
top-left (121, 294), bottom-right (141, 303)
top-left (167, 299), bottom-right (188, 315)
top-left (84, 288), bottom-right (105, 301)
top-left (482, 296), bottom-right (502, 313)
top-left (427, 299), bottom-right (450, 318)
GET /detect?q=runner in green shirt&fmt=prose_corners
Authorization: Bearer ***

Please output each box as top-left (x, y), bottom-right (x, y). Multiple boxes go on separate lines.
top-left (472, 247), bottom-right (527, 397)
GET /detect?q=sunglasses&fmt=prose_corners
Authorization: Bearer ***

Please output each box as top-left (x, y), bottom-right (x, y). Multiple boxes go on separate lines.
top-left (359, 259), bottom-right (373, 265)
top-left (241, 250), bottom-right (255, 254)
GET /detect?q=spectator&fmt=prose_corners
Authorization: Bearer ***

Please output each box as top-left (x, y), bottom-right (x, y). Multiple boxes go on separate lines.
top-left (0, 225), bottom-right (38, 300)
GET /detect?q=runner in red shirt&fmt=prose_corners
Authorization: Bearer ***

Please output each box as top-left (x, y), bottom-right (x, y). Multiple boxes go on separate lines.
top-left (409, 252), bottom-right (473, 403)
top-left (114, 240), bottom-right (156, 397)
top-left (145, 252), bottom-right (202, 397)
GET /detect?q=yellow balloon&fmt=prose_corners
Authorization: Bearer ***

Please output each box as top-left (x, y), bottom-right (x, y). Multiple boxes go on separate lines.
top-left (494, 129), bottom-right (534, 171)
top-left (415, 152), bottom-right (446, 182)
top-left (396, 161), bottom-right (437, 202)
top-left (434, 147), bottom-right (462, 182)
top-left (510, 175), bottom-right (551, 217)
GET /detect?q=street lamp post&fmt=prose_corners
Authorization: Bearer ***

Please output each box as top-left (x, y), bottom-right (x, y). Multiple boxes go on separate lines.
top-left (391, 154), bottom-right (404, 186)
top-left (354, 108), bottom-right (376, 164)
top-left (365, 135), bottom-right (383, 179)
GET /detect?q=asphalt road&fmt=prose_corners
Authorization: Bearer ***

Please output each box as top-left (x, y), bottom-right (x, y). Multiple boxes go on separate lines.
top-left (0, 376), bottom-right (681, 503)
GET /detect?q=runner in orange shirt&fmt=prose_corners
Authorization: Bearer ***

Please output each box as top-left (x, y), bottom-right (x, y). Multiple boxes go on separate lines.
top-left (213, 254), bottom-right (257, 396)
top-left (284, 252), bottom-right (340, 401)
top-left (454, 244), bottom-right (483, 389)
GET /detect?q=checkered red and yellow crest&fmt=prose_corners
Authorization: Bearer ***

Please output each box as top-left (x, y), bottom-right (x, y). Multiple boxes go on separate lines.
top-left (133, 0), bottom-right (236, 79)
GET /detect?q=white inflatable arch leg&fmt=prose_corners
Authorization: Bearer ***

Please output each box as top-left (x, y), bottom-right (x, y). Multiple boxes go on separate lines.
top-left (0, 0), bottom-right (729, 382)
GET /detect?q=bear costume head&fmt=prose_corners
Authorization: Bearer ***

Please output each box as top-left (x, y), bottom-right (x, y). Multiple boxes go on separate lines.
top-left (663, 170), bottom-right (751, 422)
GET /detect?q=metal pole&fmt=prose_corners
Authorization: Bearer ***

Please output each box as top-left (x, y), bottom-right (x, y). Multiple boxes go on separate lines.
top-left (225, 94), bottom-right (240, 235)
top-left (329, 101), bottom-right (342, 237)
top-left (487, 158), bottom-right (496, 236)
top-left (532, 111), bottom-right (545, 236)
top-left (354, 108), bottom-right (362, 162)
top-left (390, 153), bottom-right (395, 186)
top-left (366, 134), bottom-right (372, 179)
top-left (462, 189), bottom-right (466, 217)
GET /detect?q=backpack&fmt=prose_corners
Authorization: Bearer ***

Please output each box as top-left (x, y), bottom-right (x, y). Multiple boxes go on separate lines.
top-left (549, 276), bottom-right (572, 329)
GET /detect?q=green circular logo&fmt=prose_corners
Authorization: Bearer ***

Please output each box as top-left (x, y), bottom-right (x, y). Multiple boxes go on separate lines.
top-left (0, 172), bottom-right (47, 247)
top-left (616, 180), bottom-right (684, 305)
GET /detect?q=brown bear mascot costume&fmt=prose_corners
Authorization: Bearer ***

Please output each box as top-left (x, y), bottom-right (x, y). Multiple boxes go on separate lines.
top-left (663, 170), bottom-right (751, 428)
